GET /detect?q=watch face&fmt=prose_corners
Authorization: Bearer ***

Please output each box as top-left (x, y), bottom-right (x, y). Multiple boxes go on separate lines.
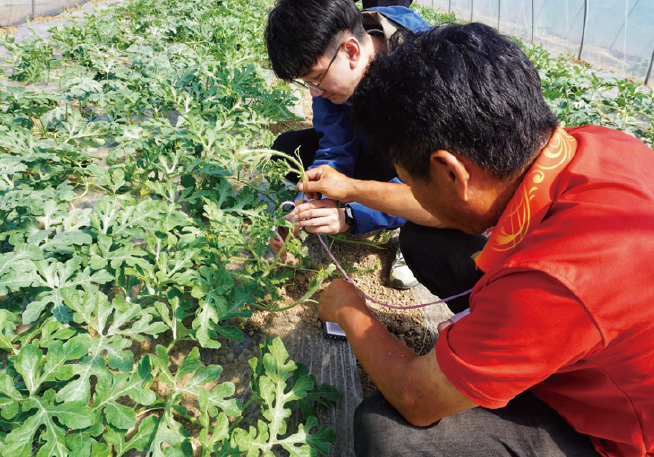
top-left (324, 321), bottom-right (347, 340)
top-left (345, 206), bottom-right (354, 226)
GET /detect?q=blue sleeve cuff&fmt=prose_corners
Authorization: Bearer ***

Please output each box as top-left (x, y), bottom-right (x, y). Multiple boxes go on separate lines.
top-left (348, 202), bottom-right (406, 234)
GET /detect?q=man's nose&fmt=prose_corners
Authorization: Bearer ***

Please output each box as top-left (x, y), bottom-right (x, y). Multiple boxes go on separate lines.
top-left (309, 86), bottom-right (324, 97)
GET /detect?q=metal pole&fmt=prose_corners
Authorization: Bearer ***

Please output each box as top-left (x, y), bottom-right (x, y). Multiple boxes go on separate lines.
top-left (32, 0), bottom-right (36, 20)
top-left (497, 0), bottom-right (501, 31)
top-left (448, 0), bottom-right (452, 15)
top-left (578, 0), bottom-right (589, 60)
top-left (471, 0), bottom-right (474, 22)
top-left (645, 44), bottom-right (654, 86)
top-left (609, 0), bottom-right (642, 52)
top-left (565, 0), bottom-right (569, 49)
top-left (531, 0), bottom-right (534, 43)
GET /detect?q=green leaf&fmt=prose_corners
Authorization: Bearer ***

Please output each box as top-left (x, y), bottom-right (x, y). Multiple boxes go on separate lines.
top-left (32, 317), bottom-right (78, 348)
top-left (154, 295), bottom-right (192, 342)
top-left (144, 409), bottom-right (192, 457)
top-left (215, 325), bottom-right (244, 342)
top-left (90, 238), bottom-right (151, 271)
top-left (0, 244), bottom-right (42, 295)
top-left (23, 257), bottom-right (113, 325)
top-left (75, 369), bottom-right (156, 431)
top-left (0, 374), bottom-right (24, 420)
top-left (241, 338), bottom-right (337, 455)
top-left (2, 390), bottom-right (93, 457)
top-left (58, 289), bottom-right (165, 401)
top-left (0, 310), bottom-right (18, 353)
top-left (147, 345), bottom-right (242, 442)
top-left (104, 415), bottom-right (158, 457)
top-left (40, 229), bottom-right (92, 255)
top-left (191, 267), bottom-right (252, 347)
top-left (12, 336), bottom-right (90, 396)
top-left (65, 429), bottom-right (109, 457)
top-left (198, 409), bottom-right (235, 456)
top-left (12, 344), bottom-right (42, 395)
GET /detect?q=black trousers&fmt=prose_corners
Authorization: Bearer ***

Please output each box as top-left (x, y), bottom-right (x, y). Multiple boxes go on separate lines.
top-left (354, 390), bottom-right (600, 457)
top-left (399, 222), bottom-right (487, 314)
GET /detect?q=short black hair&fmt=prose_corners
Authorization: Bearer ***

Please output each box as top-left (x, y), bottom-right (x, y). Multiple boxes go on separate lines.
top-left (352, 23), bottom-right (559, 181)
top-left (265, 0), bottom-right (365, 81)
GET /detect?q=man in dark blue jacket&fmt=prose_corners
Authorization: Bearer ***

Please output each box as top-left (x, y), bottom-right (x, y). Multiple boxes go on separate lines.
top-left (266, 0), bottom-right (437, 289)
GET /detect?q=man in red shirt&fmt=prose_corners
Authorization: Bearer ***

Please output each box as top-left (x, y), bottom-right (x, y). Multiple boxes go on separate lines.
top-left (316, 23), bottom-right (654, 456)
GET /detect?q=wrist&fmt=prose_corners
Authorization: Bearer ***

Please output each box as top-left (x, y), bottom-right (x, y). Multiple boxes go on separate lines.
top-left (336, 298), bottom-right (374, 335)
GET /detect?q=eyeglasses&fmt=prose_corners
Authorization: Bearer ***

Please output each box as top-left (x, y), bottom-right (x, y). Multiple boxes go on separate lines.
top-left (293, 44), bottom-right (341, 94)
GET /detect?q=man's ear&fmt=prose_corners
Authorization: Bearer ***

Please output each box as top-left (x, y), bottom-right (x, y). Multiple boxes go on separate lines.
top-left (430, 150), bottom-right (470, 201)
top-left (343, 36), bottom-right (362, 66)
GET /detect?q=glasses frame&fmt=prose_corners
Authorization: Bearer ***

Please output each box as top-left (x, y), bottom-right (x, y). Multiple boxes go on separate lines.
top-left (293, 44), bottom-right (341, 94)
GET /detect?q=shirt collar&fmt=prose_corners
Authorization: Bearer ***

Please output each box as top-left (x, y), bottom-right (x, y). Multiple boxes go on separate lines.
top-left (474, 127), bottom-right (578, 272)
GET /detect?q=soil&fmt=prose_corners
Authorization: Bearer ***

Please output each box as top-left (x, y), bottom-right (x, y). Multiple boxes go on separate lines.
top-left (269, 233), bottom-right (436, 399)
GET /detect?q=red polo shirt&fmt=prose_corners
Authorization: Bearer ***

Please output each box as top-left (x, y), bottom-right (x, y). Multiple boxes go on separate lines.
top-left (437, 126), bottom-right (654, 456)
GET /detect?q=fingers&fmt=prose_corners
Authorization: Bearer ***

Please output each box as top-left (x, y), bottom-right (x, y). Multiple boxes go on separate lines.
top-left (291, 201), bottom-right (346, 234)
top-left (296, 181), bottom-right (322, 201)
top-left (319, 278), bottom-right (367, 322)
top-left (294, 199), bottom-right (338, 212)
top-left (304, 167), bottom-right (326, 181)
top-left (298, 215), bottom-right (341, 234)
top-left (270, 238), bottom-right (288, 261)
top-left (297, 166), bottom-right (334, 200)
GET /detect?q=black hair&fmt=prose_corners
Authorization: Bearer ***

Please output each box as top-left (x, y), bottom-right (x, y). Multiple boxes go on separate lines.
top-left (352, 23), bottom-right (559, 181)
top-left (265, 0), bottom-right (365, 81)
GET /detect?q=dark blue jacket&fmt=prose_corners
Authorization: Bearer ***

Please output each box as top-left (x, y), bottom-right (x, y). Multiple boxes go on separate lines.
top-left (308, 7), bottom-right (430, 234)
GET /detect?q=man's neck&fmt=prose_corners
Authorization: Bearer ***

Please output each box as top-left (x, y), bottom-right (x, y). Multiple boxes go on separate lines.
top-left (369, 33), bottom-right (386, 55)
top-left (477, 144), bottom-right (551, 232)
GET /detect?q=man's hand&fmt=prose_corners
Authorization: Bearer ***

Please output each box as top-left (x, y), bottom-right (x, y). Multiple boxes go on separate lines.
top-left (290, 198), bottom-right (349, 234)
top-left (319, 278), bottom-right (479, 427)
top-left (318, 278), bottom-right (368, 324)
top-left (298, 165), bottom-right (446, 229)
top-left (297, 165), bottom-right (354, 201)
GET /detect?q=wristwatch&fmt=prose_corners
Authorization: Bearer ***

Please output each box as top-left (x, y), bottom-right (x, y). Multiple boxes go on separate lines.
top-left (344, 204), bottom-right (355, 228)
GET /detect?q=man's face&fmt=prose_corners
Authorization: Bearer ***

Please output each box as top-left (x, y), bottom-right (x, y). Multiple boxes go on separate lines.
top-left (300, 40), bottom-right (364, 105)
top-left (396, 163), bottom-right (484, 235)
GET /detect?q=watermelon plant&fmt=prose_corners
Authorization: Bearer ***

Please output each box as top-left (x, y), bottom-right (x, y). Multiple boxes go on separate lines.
top-left (0, 0), bottom-right (339, 455)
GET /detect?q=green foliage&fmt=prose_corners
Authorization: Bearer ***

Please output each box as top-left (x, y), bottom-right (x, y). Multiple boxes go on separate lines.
top-left (231, 338), bottom-right (338, 456)
top-left (523, 42), bottom-right (654, 146)
top-left (411, 3), bottom-right (457, 25)
top-left (0, 36), bottom-right (54, 83)
top-left (0, 0), bottom-right (336, 455)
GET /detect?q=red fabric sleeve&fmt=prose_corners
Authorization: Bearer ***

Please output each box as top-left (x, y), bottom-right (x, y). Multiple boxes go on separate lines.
top-left (436, 269), bottom-right (603, 408)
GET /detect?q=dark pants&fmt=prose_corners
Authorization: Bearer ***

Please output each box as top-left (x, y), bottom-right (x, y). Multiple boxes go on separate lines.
top-left (399, 222), bottom-right (487, 314)
top-left (271, 128), bottom-right (396, 183)
top-left (354, 391), bottom-right (600, 457)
